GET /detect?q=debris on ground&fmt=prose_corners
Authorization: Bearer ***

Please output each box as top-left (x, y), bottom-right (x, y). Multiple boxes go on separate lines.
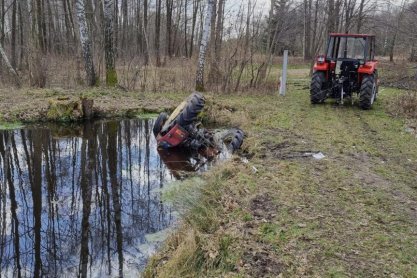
top-left (312, 152), bottom-right (326, 160)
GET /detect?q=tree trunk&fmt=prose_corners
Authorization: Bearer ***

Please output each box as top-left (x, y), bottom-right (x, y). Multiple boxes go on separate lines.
top-left (303, 0), bottom-right (312, 60)
top-left (11, 0), bottom-right (17, 69)
top-left (356, 0), bottom-right (365, 33)
top-left (390, 0), bottom-right (406, 62)
top-left (410, 41), bottom-right (417, 62)
top-left (36, 0), bottom-right (45, 52)
top-left (0, 45), bottom-right (21, 87)
top-left (189, 0), bottom-right (199, 57)
top-left (184, 0), bottom-right (189, 57)
top-left (327, 0), bottom-right (335, 33)
top-left (120, 0), bottom-right (127, 51)
top-left (63, 0), bottom-right (73, 47)
top-left (103, 0), bottom-right (118, 85)
top-left (335, 0), bottom-right (341, 32)
top-left (46, 0), bottom-right (55, 52)
top-left (114, 0), bottom-right (118, 55)
top-left (0, 0), bottom-right (4, 47)
top-left (166, 0), bottom-right (173, 58)
top-left (136, 0), bottom-right (142, 53)
top-left (19, 0), bottom-right (31, 70)
top-left (143, 0), bottom-right (149, 65)
top-left (155, 0), bottom-right (161, 66)
top-left (195, 0), bottom-right (215, 92)
top-left (76, 0), bottom-right (96, 86)
top-left (234, 0), bottom-right (251, 92)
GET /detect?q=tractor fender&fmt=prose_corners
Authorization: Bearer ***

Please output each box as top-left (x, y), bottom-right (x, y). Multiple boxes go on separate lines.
top-left (313, 62), bottom-right (329, 72)
top-left (157, 124), bottom-right (189, 149)
top-left (358, 61), bottom-right (378, 75)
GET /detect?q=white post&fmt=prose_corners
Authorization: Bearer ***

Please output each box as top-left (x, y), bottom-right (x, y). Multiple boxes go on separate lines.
top-left (279, 50), bottom-right (288, 96)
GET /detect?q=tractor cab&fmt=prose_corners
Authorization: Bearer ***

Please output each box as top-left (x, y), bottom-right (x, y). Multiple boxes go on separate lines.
top-left (326, 34), bottom-right (375, 76)
top-left (311, 33), bottom-right (378, 109)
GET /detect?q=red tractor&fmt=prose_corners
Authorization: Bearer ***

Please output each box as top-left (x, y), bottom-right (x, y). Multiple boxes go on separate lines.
top-left (311, 33), bottom-right (378, 109)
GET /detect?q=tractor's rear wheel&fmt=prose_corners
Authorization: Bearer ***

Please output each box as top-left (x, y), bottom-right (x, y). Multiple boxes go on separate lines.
top-left (153, 112), bottom-right (168, 137)
top-left (176, 93), bottom-right (205, 127)
top-left (310, 71), bottom-right (327, 104)
top-left (359, 74), bottom-right (377, 110)
top-left (161, 93), bottom-right (206, 134)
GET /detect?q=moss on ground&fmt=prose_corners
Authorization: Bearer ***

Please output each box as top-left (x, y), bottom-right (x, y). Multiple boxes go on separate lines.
top-left (106, 69), bottom-right (118, 86)
top-left (145, 82), bottom-right (417, 277)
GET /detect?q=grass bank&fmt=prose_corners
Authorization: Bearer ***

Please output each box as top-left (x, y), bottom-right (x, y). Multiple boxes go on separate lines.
top-left (0, 87), bottom-right (189, 123)
top-left (1, 66), bottom-right (416, 276)
top-left (145, 84), bottom-right (417, 277)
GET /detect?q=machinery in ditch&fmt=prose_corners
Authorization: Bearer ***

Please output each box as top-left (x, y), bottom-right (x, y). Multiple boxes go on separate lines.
top-left (153, 92), bottom-right (244, 154)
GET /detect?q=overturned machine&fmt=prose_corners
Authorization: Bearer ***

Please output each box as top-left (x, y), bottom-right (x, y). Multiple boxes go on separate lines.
top-left (153, 93), bottom-right (244, 155)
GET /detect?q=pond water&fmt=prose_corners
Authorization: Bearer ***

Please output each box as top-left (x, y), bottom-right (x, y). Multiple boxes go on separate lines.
top-left (0, 118), bottom-right (227, 278)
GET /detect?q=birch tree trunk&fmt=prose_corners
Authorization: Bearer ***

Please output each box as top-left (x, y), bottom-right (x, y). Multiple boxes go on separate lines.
top-left (143, 0), bottom-right (149, 65)
top-left (76, 0), bottom-right (96, 86)
top-left (11, 0), bottom-right (17, 69)
top-left (103, 0), bottom-right (118, 86)
top-left (208, 0), bottom-right (223, 84)
top-left (195, 0), bottom-right (215, 92)
top-left (0, 45), bottom-right (21, 87)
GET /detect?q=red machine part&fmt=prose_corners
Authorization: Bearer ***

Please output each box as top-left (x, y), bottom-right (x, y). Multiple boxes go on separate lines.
top-left (157, 124), bottom-right (189, 149)
top-left (313, 61), bottom-right (329, 72)
top-left (358, 61), bottom-right (378, 75)
top-left (314, 60), bottom-right (377, 82)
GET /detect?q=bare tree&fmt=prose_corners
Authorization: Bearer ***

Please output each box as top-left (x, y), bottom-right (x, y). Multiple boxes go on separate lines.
top-left (143, 0), bottom-right (150, 65)
top-left (0, 45), bottom-right (21, 87)
top-left (103, 0), bottom-right (118, 86)
top-left (76, 0), bottom-right (96, 86)
top-left (155, 0), bottom-right (162, 66)
top-left (195, 0), bottom-right (215, 92)
top-left (166, 0), bottom-right (174, 57)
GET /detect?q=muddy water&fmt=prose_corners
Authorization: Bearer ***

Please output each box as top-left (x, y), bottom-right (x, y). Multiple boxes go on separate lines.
top-left (0, 119), bottom-right (226, 278)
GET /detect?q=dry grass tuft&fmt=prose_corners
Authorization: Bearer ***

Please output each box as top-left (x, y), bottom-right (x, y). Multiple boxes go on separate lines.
top-left (389, 90), bottom-right (417, 119)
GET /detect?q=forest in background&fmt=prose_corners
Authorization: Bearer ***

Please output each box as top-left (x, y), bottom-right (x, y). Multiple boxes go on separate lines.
top-left (0, 0), bottom-right (416, 92)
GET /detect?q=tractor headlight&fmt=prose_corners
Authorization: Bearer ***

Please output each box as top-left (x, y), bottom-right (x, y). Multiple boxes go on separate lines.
top-left (317, 55), bottom-right (326, 64)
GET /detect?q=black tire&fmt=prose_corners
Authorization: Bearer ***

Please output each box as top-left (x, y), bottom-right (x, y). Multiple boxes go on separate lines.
top-left (359, 74), bottom-right (376, 110)
top-left (176, 93), bottom-right (205, 127)
top-left (221, 128), bottom-right (244, 153)
top-left (374, 71), bottom-right (379, 101)
top-left (153, 112), bottom-right (168, 137)
top-left (310, 71), bottom-right (327, 104)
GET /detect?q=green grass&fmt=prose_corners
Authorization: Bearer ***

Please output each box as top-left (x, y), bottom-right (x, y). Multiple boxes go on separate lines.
top-left (0, 121), bottom-right (24, 130)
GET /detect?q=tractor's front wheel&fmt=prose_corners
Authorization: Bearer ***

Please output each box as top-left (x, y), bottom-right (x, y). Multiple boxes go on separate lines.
top-left (310, 71), bottom-right (327, 104)
top-left (153, 112), bottom-right (168, 137)
top-left (359, 74), bottom-right (377, 110)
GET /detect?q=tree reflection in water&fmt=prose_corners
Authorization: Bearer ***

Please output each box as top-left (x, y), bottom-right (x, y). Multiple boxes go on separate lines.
top-left (0, 119), bottom-right (178, 277)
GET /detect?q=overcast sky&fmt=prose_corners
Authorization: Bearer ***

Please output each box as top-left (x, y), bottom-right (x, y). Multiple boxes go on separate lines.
top-left (227, 0), bottom-right (271, 17)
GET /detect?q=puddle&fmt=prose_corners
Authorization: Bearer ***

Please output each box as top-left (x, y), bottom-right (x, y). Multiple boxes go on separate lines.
top-left (0, 118), bottom-right (228, 277)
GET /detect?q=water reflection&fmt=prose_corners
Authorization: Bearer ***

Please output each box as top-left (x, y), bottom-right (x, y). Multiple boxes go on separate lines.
top-left (0, 118), bottom-right (214, 277)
